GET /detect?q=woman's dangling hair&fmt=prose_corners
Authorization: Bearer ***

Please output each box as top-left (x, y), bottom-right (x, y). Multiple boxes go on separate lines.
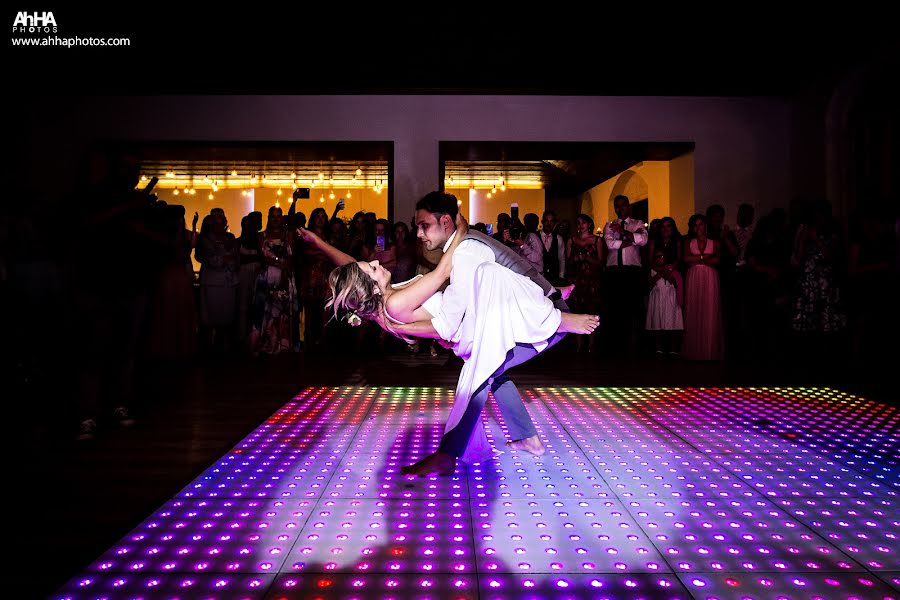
top-left (326, 263), bottom-right (409, 341)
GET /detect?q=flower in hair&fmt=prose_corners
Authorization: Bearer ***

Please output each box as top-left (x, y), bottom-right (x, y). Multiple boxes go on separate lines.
top-left (345, 312), bottom-right (363, 327)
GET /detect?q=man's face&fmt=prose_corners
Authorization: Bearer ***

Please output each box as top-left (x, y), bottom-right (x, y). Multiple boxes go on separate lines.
top-left (614, 199), bottom-right (631, 220)
top-left (416, 209), bottom-right (452, 251)
top-left (708, 211), bottom-right (724, 231)
top-left (542, 214), bottom-right (556, 232)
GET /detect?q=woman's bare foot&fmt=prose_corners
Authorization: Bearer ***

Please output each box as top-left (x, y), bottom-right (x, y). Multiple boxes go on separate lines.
top-left (400, 451), bottom-right (456, 476)
top-left (505, 434), bottom-right (546, 456)
top-left (559, 313), bottom-right (599, 335)
top-left (559, 284), bottom-right (575, 300)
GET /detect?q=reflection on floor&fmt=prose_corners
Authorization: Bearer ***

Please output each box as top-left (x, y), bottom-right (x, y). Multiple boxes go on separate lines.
top-left (55, 386), bottom-right (898, 599)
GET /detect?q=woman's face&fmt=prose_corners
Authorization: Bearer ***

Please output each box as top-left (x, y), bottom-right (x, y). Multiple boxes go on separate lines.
top-left (315, 211), bottom-right (327, 227)
top-left (693, 218), bottom-right (707, 237)
top-left (212, 214), bottom-right (227, 234)
top-left (375, 223), bottom-right (386, 238)
top-left (269, 209), bottom-right (283, 228)
top-left (358, 260), bottom-right (391, 290)
top-left (661, 220), bottom-right (673, 238)
top-left (395, 225), bottom-right (407, 242)
top-left (576, 218), bottom-right (589, 234)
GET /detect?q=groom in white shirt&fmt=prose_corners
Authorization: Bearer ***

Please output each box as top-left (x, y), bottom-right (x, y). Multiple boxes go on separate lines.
top-left (390, 192), bottom-right (572, 476)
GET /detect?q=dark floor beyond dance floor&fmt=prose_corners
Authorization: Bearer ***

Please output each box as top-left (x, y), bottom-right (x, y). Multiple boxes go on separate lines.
top-left (17, 351), bottom-right (900, 599)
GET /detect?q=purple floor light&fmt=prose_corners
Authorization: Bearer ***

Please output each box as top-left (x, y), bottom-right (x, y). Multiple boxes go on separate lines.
top-left (57, 386), bottom-right (898, 599)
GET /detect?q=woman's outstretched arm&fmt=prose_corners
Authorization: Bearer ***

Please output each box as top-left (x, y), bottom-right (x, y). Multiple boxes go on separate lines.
top-left (296, 227), bottom-right (355, 267)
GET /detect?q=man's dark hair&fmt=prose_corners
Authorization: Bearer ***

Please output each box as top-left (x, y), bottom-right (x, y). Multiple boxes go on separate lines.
top-left (613, 195), bottom-right (630, 206)
top-left (416, 191), bottom-right (459, 222)
top-left (523, 213), bottom-right (539, 231)
top-left (706, 204), bottom-right (726, 218)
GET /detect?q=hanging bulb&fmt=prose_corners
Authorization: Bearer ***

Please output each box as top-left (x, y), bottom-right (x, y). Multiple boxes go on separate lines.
top-left (250, 174), bottom-right (258, 186)
top-left (231, 169), bottom-right (238, 177)
top-left (173, 188), bottom-right (180, 196)
top-left (346, 191), bottom-right (352, 199)
top-left (276, 188), bottom-right (282, 196)
top-left (140, 174), bottom-right (147, 182)
top-left (319, 195), bottom-right (325, 203)
top-left (203, 175), bottom-right (210, 182)
top-left (492, 185), bottom-right (497, 194)
top-left (275, 199), bottom-right (280, 208)
top-left (356, 167), bottom-right (362, 176)
top-left (208, 193), bottom-right (214, 200)
top-left (318, 172), bottom-right (324, 180)
top-left (189, 188), bottom-right (196, 196)
top-left (501, 184), bottom-right (506, 191)
top-left (290, 172), bottom-right (296, 180)
top-left (487, 192), bottom-right (492, 199)
top-left (457, 199), bottom-right (462, 206)
top-left (211, 184), bottom-right (218, 192)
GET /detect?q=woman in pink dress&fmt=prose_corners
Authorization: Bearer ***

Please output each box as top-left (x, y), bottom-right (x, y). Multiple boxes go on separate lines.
top-left (682, 214), bottom-right (724, 360)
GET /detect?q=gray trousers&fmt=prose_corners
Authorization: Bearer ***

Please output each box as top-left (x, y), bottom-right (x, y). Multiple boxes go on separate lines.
top-left (438, 329), bottom-right (566, 457)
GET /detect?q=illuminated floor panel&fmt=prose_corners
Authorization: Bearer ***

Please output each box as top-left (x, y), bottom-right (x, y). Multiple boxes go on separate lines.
top-left (285, 499), bottom-right (474, 574)
top-left (265, 573), bottom-right (478, 599)
top-left (879, 572), bottom-right (900, 591)
top-left (56, 387), bottom-right (897, 599)
top-left (677, 571), bottom-right (898, 599)
top-left (477, 573), bottom-right (692, 599)
top-left (57, 573), bottom-right (275, 599)
top-left (774, 497), bottom-right (900, 570)
top-left (625, 498), bottom-right (863, 572)
top-left (472, 499), bottom-right (668, 574)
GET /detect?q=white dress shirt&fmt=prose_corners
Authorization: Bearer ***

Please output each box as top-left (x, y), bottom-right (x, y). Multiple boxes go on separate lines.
top-left (604, 217), bottom-right (648, 267)
top-left (430, 230), bottom-right (495, 343)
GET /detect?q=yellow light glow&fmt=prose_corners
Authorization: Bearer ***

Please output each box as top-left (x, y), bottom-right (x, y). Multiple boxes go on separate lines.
top-left (276, 188), bottom-right (282, 196)
top-left (173, 188), bottom-right (179, 196)
top-left (329, 192), bottom-right (335, 200)
top-left (231, 169), bottom-right (238, 177)
top-left (208, 193), bottom-right (214, 200)
top-left (346, 191), bottom-right (352, 198)
top-left (140, 174), bottom-right (147, 182)
top-left (356, 167), bottom-right (362, 176)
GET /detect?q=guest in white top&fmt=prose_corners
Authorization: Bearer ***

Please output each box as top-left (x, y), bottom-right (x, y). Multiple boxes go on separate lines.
top-left (603, 195), bottom-right (648, 356)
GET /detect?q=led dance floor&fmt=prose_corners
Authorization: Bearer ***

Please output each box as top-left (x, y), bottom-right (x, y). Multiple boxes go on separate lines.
top-left (56, 387), bottom-right (899, 599)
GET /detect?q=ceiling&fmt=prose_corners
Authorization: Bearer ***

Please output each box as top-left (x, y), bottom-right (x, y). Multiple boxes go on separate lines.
top-left (443, 141), bottom-right (695, 196)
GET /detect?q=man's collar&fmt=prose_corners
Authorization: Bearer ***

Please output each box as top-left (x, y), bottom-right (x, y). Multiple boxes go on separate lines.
top-left (443, 229), bottom-right (458, 253)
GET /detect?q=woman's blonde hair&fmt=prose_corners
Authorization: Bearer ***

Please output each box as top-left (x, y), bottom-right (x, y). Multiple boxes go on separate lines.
top-left (326, 263), bottom-right (408, 340)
